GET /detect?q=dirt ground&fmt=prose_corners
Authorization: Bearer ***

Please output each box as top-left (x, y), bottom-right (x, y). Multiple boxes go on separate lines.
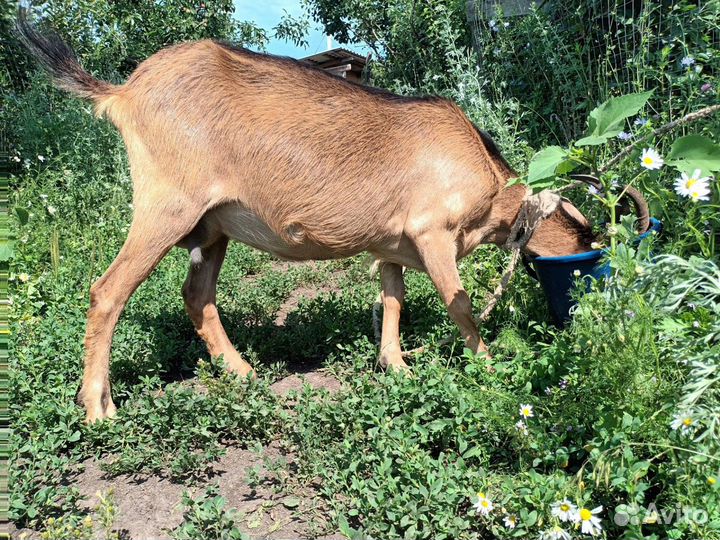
top-left (11, 368), bottom-right (343, 540)
top-left (74, 366), bottom-right (343, 540)
top-left (12, 276), bottom-right (348, 540)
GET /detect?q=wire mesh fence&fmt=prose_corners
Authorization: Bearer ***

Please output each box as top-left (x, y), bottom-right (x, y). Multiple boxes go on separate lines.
top-left (467, 0), bottom-right (720, 144)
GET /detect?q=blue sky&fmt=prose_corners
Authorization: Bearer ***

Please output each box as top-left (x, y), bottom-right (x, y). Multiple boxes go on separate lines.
top-left (233, 0), bottom-right (368, 58)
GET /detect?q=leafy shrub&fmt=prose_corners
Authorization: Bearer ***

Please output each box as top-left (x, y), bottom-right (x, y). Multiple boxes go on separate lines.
top-left (170, 485), bottom-right (248, 540)
top-left (8, 1), bottom-right (720, 539)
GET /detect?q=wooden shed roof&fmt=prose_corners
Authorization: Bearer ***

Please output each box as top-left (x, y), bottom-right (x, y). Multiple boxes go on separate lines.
top-left (300, 48), bottom-right (367, 66)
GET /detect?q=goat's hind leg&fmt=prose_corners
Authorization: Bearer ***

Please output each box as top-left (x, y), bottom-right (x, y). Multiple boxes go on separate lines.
top-left (182, 235), bottom-right (254, 377)
top-left (80, 198), bottom-right (205, 423)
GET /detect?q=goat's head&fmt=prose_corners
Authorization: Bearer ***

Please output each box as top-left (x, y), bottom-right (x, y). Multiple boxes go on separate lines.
top-left (521, 177), bottom-right (650, 258)
top-left (522, 199), bottom-right (595, 257)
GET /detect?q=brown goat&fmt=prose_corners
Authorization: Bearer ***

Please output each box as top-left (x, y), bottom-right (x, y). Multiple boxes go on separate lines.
top-left (18, 21), bottom-right (601, 422)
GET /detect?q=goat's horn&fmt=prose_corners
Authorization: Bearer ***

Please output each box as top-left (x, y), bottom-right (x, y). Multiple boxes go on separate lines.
top-left (570, 174), bottom-right (650, 234)
top-left (569, 173), bottom-right (602, 191)
top-left (619, 185), bottom-right (650, 234)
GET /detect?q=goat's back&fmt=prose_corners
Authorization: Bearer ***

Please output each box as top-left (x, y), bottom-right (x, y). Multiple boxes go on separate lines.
top-left (111, 40), bottom-right (502, 253)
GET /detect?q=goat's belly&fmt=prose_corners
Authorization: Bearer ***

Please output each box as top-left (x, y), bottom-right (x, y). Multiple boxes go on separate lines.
top-left (203, 204), bottom-right (288, 253)
top-left (203, 204), bottom-right (353, 261)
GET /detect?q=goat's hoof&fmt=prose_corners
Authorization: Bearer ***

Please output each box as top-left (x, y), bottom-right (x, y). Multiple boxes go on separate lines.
top-left (226, 357), bottom-right (256, 380)
top-left (84, 399), bottom-right (117, 424)
top-left (478, 351), bottom-right (496, 373)
top-left (379, 353), bottom-right (413, 379)
top-left (388, 362), bottom-right (411, 372)
top-left (379, 349), bottom-right (408, 371)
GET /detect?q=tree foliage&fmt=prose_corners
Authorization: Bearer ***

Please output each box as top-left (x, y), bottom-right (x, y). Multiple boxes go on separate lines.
top-left (5, 1), bottom-right (309, 87)
top-left (304, 0), bottom-right (469, 87)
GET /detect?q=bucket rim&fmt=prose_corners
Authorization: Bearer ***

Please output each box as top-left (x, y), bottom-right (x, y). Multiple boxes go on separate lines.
top-left (531, 249), bottom-right (604, 264)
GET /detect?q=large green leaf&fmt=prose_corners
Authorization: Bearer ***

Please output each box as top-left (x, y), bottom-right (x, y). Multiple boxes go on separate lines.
top-left (15, 207), bottom-right (29, 226)
top-left (666, 134), bottom-right (720, 174)
top-left (0, 241), bottom-right (14, 262)
top-left (527, 146), bottom-right (568, 185)
top-left (576, 91), bottom-right (653, 147)
top-left (575, 134), bottom-right (617, 147)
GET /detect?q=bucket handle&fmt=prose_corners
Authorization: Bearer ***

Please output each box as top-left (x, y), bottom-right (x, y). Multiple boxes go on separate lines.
top-left (521, 254), bottom-right (538, 281)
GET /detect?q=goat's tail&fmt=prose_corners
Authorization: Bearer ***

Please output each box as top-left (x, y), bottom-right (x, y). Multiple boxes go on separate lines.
top-left (15, 11), bottom-right (120, 118)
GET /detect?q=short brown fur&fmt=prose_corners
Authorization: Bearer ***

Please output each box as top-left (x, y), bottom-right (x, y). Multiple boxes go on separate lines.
top-left (18, 20), bottom-right (595, 422)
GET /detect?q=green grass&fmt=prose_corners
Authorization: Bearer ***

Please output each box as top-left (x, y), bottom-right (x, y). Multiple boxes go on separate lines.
top-left (9, 146), bottom-right (720, 539)
top-left (7, 2), bottom-right (720, 537)
top-left (10, 73), bottom-right (720, 539)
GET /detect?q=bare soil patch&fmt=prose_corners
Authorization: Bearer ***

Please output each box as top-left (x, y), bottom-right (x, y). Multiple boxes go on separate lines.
top-left (66, 440), bottom-right (342, 540)
top-left (270, 370), bottom-right (342, 397)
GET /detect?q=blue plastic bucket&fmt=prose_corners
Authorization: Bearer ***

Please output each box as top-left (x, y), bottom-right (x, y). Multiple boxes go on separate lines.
top-left (527, 218), bottom-right (662, 325)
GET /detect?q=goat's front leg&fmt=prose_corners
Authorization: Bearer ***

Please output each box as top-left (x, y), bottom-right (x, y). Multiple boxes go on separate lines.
top-left (80, 199), bottom-right (204, 423)
top-left (378, 262), bottom-right (407, 370)
top-left (414, 233), bottom-right (489, 355)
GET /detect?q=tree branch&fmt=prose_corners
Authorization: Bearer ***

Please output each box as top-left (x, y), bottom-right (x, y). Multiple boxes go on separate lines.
top-left (599, 104), bottom-right (720, 174)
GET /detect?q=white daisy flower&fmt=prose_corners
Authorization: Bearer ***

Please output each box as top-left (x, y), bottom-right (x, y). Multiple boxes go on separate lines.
top-left (689, 184), bottom-right (711, 202)
top-left (551, 499), bottom-right (577, 522)
top-left (18, 273), bottom-right (30, 283)
top-left (681, 56), bottom-right (695, 67)
top-left (573, 506), bottom-right (603, 536)
top-left (674, 169), bottom-right (711, 201)
top-left (515, 420), bottom-right (528, 435)
top-left (519, 404), bottom-right (534, 419)
top-left (503, 514), bottom-right (517, 529)
top-left (640, 148), bottom-right (664, 170)
top-left (671, 411), bottom-right (696, 435)
top-left (473, 492), bottom-right (494, 515)
top-left (539, 525), bottom-right (572, 540)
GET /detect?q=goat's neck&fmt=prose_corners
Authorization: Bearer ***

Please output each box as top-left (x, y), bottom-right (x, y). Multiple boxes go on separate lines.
top-left (461, 183), bottom-right (527, 255)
